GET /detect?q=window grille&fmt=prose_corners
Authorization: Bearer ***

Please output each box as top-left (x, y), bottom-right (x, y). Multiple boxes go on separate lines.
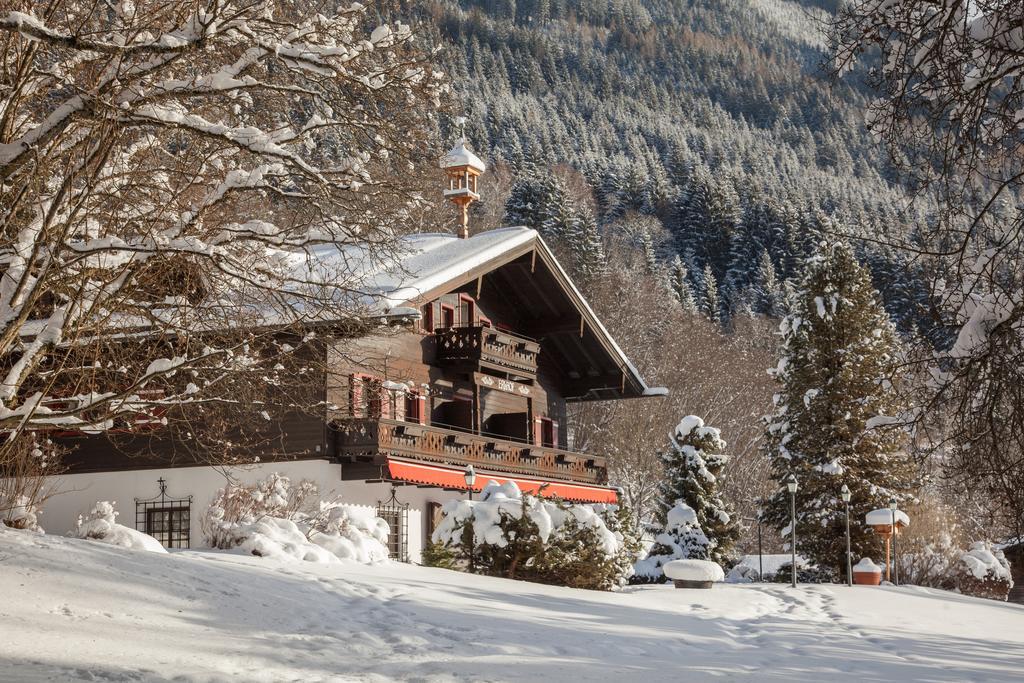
top-left (376, 487), bottom-right (409, 563)
top-left (135, 478), bottom-right (192, 549)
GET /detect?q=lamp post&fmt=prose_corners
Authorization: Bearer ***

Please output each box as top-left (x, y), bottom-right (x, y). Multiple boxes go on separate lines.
top-left (889, 498), bottom-right (898, 586)
top-left (464, 464), bottom-right (477, 574)
top-left (756, 507), bottom-right (764, 583)
top-left (785, 473), bottom-right (798, 588)
top-left (841, 484), bottom-right (852, 587)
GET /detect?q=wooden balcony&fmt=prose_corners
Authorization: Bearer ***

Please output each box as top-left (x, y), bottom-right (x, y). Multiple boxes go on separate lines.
top-left (435, 325), bottom-right (540, 377)
top-left (334, 418), bottom-right (605, 485)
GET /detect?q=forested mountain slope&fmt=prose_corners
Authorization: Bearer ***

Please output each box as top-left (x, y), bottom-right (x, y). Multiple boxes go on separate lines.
top-left (427, 0), bottom-right (930, 329)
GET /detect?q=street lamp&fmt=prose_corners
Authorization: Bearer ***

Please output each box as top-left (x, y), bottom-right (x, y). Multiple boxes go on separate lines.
top-left (464, 465), bottom-right (477, 574)
top-left (889, 497), bottom-right (899, 586)
top-left (785, 473), bottom-right (798, 588)
top-left (841, 484), bottom-right (852, 587)
top-left (756, 507), bottom-right (764, 583)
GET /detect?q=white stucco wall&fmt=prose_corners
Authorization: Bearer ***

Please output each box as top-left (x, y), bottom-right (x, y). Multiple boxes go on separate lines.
top-left (36, 460), bottom-right (466, 564)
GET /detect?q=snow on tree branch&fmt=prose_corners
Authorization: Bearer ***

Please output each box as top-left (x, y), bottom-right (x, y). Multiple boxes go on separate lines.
top-left (0, 0), bottom-right (447, 453)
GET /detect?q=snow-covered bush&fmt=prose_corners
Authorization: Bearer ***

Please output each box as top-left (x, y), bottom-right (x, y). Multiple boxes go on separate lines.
top-left (429, 481), bottom-right (632, 590)
top-left (202, 473), bottom-right (319, 549)
top-left (955, 542), bottom-right (1014, 601)
top-left (2, 495), bottom-right (43, 533)
top-left (1, 435), bottom-right (59, 533)
top-left (632, 501), bottom-right (710, 583)
top-left (71, 501), bottom-right (167, 553)
top-left (203, 473), bottom-right (389, 565)
top-left (895, 502), bottom-right (961, 589)
top-left (725, 563), bottom-right (760, 583)
top-left (308, 504), bottom-right (390, 564)
top-left (770, 560), bottom-right (837, 584)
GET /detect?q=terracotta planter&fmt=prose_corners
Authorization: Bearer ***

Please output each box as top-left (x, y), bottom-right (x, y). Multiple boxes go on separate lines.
top-left (854, 570), bottom-right (882, 586)
top-left (673, 579), bottom-right (713, 589)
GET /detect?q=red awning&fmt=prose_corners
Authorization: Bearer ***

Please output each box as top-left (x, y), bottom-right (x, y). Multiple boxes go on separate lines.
top-left (385, 459), bottom-right (619, 504)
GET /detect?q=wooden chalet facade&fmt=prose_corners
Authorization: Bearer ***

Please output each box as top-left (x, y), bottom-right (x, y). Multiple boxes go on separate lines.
top-left (40, 227), bottom-right (661, 561)
top-left (328, 227), bottom-right (660, 504)
top-left (34, 137), bottom-right (663, 561)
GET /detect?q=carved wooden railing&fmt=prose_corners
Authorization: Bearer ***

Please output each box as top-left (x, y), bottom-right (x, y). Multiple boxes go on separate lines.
top-left (335, 418), bottom-right (605, 485)
top-left (435, 325), bottom-right (539, 376)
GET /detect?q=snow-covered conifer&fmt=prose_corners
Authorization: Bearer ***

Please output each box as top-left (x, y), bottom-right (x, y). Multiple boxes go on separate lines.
top-left (632, 501), bottom-right (710, 582)
top-left (761, 239), bottom-right (919, 573)
top-left (701, 264), bottom-right (721, 325)
top-left (657, 416), bottom-right (739, 565)
top-left (751, 249), bottom-right (783, 317)
top-left (569, 207), bottom-right (607, 285)
top-left (668, 256), bottom-right (698, 313)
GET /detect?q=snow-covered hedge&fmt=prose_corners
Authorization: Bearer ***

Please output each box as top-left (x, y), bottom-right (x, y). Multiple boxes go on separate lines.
top-left (203, 473), bottom-right (389, 565)
top-left (428, 481), bottom-right (638, 590)
top-left (71, 501), bottom-right (167, 553)
top-left (955, 542), bottom-right (1013, 601)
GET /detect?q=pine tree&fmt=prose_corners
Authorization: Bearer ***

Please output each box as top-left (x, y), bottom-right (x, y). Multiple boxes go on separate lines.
top-left (638, 227), bottom-right (658, 276)
top-left (701, 263), bottom-right (721, 325)
top-left (761, 239), bottom-right (919, 574)
top-left (668, 255), bottom-right (698, 313)
top-left (570, 207), bottom-right (607, 286)
top-left (503, 172), bottom-right (575, 242)
top-left (657, 416), bottom-right (740, 565)
top-left (751, 248), bottom-right (782, 316)
top-left (632, 501), bottom-right (711, 583)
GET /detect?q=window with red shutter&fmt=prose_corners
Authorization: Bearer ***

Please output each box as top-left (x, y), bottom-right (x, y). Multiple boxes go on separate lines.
top-left (440, 305), bottom-right (455, 329)
top-left (422, 304), bottom-right (434, 333)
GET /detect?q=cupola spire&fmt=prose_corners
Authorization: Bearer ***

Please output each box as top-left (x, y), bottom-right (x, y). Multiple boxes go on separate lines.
top-left (440, 116), bottom-right (486, 239)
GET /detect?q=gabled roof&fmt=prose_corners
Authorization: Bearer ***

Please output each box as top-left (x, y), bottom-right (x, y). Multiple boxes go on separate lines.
top-left (331, 227), bottom-right (665, 400)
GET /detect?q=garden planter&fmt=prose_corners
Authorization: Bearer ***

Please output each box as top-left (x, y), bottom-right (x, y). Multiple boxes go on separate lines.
top-left (664, 559), bottom-right (724, 589)
top-left (853, 557), bottom-right (882, 585)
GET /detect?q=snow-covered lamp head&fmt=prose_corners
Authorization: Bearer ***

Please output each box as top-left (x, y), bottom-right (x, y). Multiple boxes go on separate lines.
top-left (840, 484), bottom-right (851, 503)
top-left (441, 116), bottom-right (486, 239)
top-left (785, 473), bottom-right (798, 494)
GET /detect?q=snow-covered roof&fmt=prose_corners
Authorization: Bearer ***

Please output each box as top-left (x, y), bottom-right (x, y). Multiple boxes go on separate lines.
top-left (308, 227), bottom-right (535, 312)
top-left (302, 226), bottom-right (660, 398)
top-left (865, 508), bottom-right (910, 527)
top-left (440, 138), bottom-right (486, 173)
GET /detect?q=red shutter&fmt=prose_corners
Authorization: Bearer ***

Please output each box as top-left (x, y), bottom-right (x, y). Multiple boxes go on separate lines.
top-left (419, 393), bottom-right (428, 425)
top-left (423, 304), bottom-right (434, 333)
top-left (533, 417), bottom-right (543, 447)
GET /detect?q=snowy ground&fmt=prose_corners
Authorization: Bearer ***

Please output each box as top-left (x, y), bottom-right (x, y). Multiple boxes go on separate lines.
top-left (2, 527), bottom-right (1023, 682)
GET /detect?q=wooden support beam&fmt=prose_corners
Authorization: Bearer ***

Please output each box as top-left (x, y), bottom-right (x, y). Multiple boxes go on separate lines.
top-left (579, 315), bottom-right (585, 338)
top-left (476, 275), bottom-right (483, 299)
top-left (530, 249), bottom-right (536, 273)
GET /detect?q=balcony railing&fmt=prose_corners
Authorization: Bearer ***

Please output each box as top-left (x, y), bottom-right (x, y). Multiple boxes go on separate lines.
top-left (334, 418), bottom-right (605, 485)
top-left (435, 325), bottom-right (539, 376)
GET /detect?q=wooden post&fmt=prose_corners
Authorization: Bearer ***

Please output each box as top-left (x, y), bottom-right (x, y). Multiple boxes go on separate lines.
top-left (885, 534), bottom-right (891, 582)
top-left (473, 384), bottom-right (481, 434)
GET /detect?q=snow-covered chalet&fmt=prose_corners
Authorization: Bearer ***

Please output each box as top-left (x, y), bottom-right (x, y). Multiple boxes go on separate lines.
top-left (40, 137), bottom-right (665, 562)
